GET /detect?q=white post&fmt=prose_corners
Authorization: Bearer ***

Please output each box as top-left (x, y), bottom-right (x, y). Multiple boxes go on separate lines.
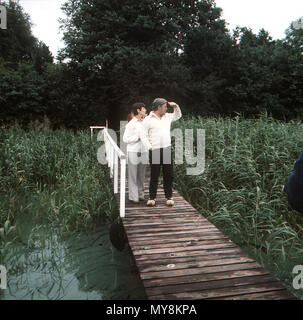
top-left (105, 135), bottom-right (109, 164)
top-left (114, 151), bottom-right (118, 194)
top-left (120, 157), bottom-right (126, 218)
top-left (110, 145), bottom-right (114, 178)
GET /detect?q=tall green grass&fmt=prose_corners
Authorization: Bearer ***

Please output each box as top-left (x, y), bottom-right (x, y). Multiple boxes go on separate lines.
top-left (173, 114), bottom-right (303, 299)
top-left (0, 125), bottom-right (118, 264)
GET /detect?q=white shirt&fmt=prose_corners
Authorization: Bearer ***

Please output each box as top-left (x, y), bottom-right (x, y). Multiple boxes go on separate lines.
top-left (123, 117), bottom-right (152, 152)
top-left (142, 105), bottom-right (182, 149)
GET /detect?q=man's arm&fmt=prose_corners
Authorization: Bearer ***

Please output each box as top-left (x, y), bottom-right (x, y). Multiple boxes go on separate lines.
top-left (141, 117), bottom-right (152, 150)
top-left (139, 125), bottom-right (152, 150)
top-left (167, 102), bottom-right (182, 121)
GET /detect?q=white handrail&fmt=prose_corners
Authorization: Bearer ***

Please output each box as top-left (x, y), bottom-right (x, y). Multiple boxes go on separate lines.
top-left (102, 127), bottom-right (126, 218)
top-left (90, 125), bottom-right (106, 139)
top-left (90, 120), bottom-right (108, 138)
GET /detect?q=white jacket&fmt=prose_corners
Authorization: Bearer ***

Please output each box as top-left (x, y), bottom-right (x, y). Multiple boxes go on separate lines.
top-left (142, 105), bottom-right (182, 149)
top-left (123, 117), bottom-right (152, 152)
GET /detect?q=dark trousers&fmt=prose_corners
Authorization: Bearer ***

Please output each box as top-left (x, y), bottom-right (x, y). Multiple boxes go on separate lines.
top-left (149, 147), bottom-right (173, 200)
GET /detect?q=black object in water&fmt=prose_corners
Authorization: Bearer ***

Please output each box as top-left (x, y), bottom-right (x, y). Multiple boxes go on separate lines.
top-left (109, 217), bottom-right (127, 251)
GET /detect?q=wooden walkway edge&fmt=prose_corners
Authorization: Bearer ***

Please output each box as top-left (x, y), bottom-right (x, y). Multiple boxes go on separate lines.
top-left (115, 175), bottom-right (297, 300)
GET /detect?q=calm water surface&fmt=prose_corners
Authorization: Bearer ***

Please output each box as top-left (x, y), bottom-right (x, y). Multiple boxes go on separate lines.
top-left (1, 216), bottom-right (146, 300)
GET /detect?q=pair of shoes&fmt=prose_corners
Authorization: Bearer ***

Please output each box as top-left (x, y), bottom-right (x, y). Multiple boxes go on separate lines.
top-left (146, 199), bottom-right (156, 207)
top-left (166, 198), bottom-right (174, 206)
top-left (129, 199), bottom-right (139, 204)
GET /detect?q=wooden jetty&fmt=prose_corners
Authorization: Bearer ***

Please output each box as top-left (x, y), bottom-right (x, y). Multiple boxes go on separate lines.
top-left (100, 125), bottom-right (297, 300)
top-left (113, 173), bottom-right (297, 300)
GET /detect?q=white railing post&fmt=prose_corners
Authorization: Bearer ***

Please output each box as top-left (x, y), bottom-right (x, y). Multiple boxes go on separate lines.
top-left (114, 151), bottom-right (118, 194)
top-left (110, 145), bottom-right (114, 178)
top-left (99, 126), bottom-right (126, 218)
top-left (120, 157), bottom-right (126, 218)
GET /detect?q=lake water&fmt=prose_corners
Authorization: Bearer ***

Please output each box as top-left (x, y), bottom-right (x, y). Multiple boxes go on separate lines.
top-left (0, 218), bottom-right (146, 300)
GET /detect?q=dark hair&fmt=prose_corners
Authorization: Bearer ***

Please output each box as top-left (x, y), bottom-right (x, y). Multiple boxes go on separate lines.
top-left (151, 98), bottom-right (167, 111)
top-left (126, 112), bottom-right (134, 122)
top-left (131, 102), bottom-right (146, 115)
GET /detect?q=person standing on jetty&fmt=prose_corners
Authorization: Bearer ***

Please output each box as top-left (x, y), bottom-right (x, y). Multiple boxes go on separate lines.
top-left (142, 98), bottom-right (182, 207)
top-left (123, 103), bottom-right (152, 203)
top-left (285, 151), bottom-right (303, 213)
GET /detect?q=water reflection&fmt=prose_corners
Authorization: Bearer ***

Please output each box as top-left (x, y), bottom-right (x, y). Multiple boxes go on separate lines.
top-left (1, 221), bottom-right (146, 300)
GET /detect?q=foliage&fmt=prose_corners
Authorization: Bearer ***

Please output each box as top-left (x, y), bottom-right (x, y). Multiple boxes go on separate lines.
top-left (59, 0), bottom-right (217, 127)
top-left (1, 0), bottom-right (303, 127)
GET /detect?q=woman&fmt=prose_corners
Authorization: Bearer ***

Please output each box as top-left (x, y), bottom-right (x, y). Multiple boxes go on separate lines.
top-left (126, 110), bottom-right (134, 122)
top-left (123, 103), bottom-right (152, 203)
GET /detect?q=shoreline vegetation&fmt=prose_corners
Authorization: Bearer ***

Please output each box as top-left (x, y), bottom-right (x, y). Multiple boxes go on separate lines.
top-left (1, 113), bottom-right (303, 299)
top-left (0, 122), bottom-right (147, 300)
top-left (173, 114), bottom-right (303, 299)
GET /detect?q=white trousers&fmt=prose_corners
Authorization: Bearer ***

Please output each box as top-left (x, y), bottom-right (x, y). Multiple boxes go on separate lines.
top-left (127, 152), bottom-right (148, 201)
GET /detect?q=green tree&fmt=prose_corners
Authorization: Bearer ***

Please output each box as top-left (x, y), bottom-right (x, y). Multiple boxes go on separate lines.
top-left (0, 0), bottom-right (36, 66)
top-left (182, 2), bottom-right (237, 114)
top-left (228, 27), bottom-right (303, 119)
top-left (59, 0), bottom-right (228, 127)
top-left (0, 61), bottom-right (47, 124)
top-left (0, 0), bottom-right (54, 126)
top-left (285, 18), bottom-right (303, 52)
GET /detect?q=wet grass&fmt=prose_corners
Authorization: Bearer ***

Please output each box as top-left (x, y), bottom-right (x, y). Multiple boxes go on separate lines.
top-left (172, 114), bottom-right (303, 299)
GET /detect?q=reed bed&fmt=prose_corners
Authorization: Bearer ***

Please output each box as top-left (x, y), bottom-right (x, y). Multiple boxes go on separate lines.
top-left (0, 125), bottom-right (118, 265)
top-left (172, 114), bottom-right (303, 298)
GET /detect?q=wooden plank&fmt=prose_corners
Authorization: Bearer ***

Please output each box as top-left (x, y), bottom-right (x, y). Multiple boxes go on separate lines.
top-left (126, 229), bottom-right (229, 239)
top-left (124, 215), bottom-right (211, 222)
top-left (123, 218), bottom-right (209, 225)
top-left (125, 225), bottom-right (221, 235)
top-left (138, 256), bottom-right (256, 273)
top-left (135, 249), bottom-right (245, 261)
top-left (206, 290), bottom-right (296, 300)
top-left (129, 239), bottom-right (235, 251)
top-left (124, 220), bottom-right (217, 229)
top-left (124, 212), bottom-right (201, 218)
top-left (131, 242), bottom-right (237, 256)
top-left (148, 282), bottom-right (289, 300)
top-left (145, 274), bottom-right (280, 296)
top-left (139, 261), bottom-right (263, 280)
top-left (125, 207), bottom-right (198, 213)
top-left (135, 253), bottom-right (251, 267)
top-left (127, 229), bottom-right (225, 239)
top-left (143, 268), bottom-right (271, 288)
top-left (134, 247), bottom-right (245, 262)
top-left (127, 234), bottom-right (230, 246)
top-left (126, 228), bottom-right (221, 239)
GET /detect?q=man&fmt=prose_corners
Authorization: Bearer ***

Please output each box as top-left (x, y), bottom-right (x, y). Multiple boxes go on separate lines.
top-left (142, 98), bottom-right (182, 207)
top-left (285, 150), bottom-right (303, 213)
top-left (123, 103), bottom-right (152, 203)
